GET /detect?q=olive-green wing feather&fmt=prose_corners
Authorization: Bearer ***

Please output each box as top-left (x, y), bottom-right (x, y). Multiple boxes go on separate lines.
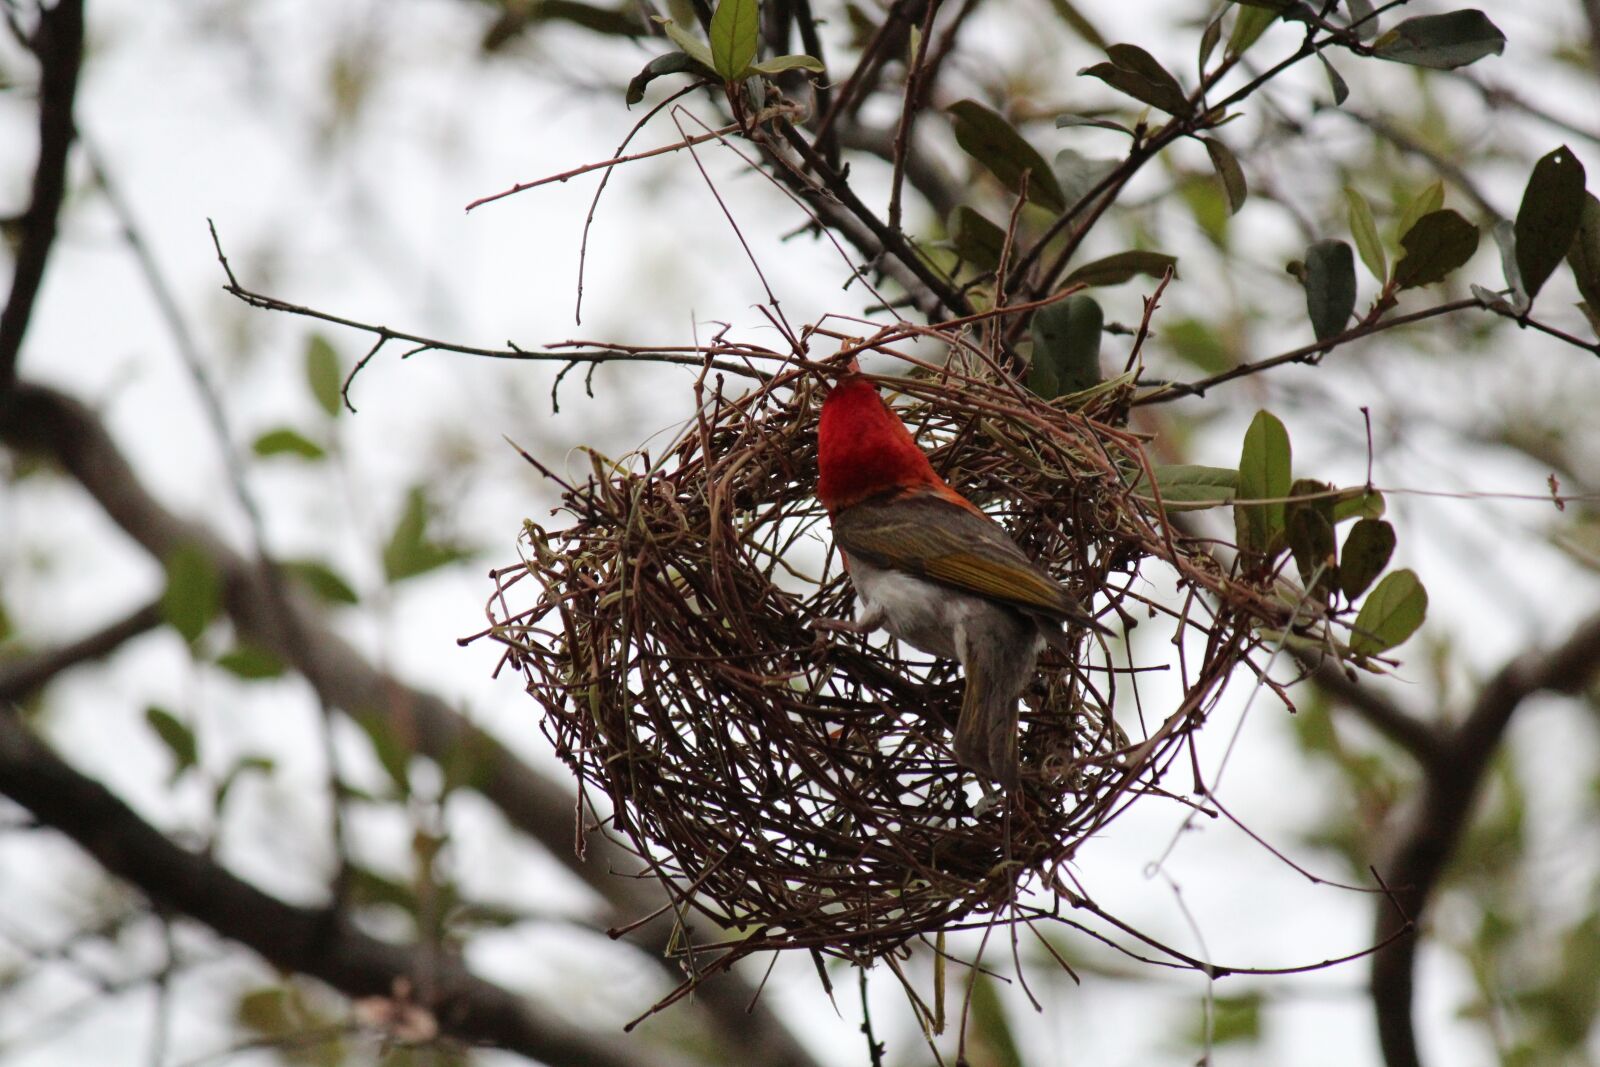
top-left (833, 493), bottom-right (1101, 628)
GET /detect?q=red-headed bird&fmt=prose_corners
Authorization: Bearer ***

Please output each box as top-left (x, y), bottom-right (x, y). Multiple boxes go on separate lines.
top-left (815, 369), bottom-right (1110, 789)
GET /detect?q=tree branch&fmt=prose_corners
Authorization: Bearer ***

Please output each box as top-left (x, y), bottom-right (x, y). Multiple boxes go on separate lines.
top-left (0, 599), bottom-right (164, 704)
top-left (1371, 606), bottom-right (1600, 1067)
top-left (0, 381), bottom-right (820, 1067)
top-left (1297, 654), bottom-right (1446, 767)
top-left (0, 0), bottom-right (83, 394)
top-left (0, 708), bottom-right (695, 1067)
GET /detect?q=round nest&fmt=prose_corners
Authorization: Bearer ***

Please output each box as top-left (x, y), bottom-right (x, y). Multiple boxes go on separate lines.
top-left (480, 345), bottom-right (1269, 974)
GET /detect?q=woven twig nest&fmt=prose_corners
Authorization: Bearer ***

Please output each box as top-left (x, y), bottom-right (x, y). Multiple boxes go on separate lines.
top-left (480, 345), bottom-right (1264, 982)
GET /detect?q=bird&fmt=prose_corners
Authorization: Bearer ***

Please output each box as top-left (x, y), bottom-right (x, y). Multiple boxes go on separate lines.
top-left (814, 366), bottom-right (1111, 790)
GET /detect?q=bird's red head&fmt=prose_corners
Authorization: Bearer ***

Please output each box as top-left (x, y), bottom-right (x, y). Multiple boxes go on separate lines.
top-left (816, 372), bottom-right (953, 514)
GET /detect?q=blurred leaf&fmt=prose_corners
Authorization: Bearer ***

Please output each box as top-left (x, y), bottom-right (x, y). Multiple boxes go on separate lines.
top-left (482, 1), bottom-right (647, 49)
top-left (1132, 464), bottom-right (1238, 509)
top-left (161, 543), bottom-right (221, 644)
top-left (948, 206), bottom-right (1006, 270)
top-left (1393, 180), bottom-right (1444, 247)
top-left (1340, 519), bottom-right (1395, 599)
top-left (1235, 410), bottom-right (1292, 557)
top-left (215, 755), bottom-right (276, 813)
top-left (1372, 10), bottom-right (1506, 70)
top-left (1393, 209), bottom-right (1479, 289)
top-left (1286, 478), bottom-right (1337, 595)
top-left (1163, 317), bottom-right (1232, 372)
top-left (1346, 0), bottom-right (1378, 38)
top-left (1190, 992), bottom-right (1263, 1046)
top-left (1054, 113), bottom-right (1134, 134)
top-left (1514, 146), bottom-right (1586, 300)
top-left (235, 986), bottom-right (343, 1066)
top-left (1332, 488), bottom-right (1385, 523)
top-left (1054, 148), bottom-right (1118, 209)
top-left (966, 975), bottom-right (1023, 1067)
top-left (948, 100), bottom-right (1066, 211)
top-left (383, 487), bottom-right (470, 583)
top-left (354, 709), bottom-right (413, 798)
top-left (282, 559), bottom-right (360, 605)
top-left (251, 427), bottom-right (326, 461)
top-left (1351, 569), bottom-right (1428, 654)
top-left (1566, 193), bottom-right (1600, 308)
top-left (145, 706), bottom-right (198, 781)
top-left (1079, 43), bottom-right (1191, 115)
top-left (1227, 6), bottom-right (1279, 58)
top-left (1346, 187), bottom-right (1386, 283)
top-left (1042, 0), bottom-right (1106, 48)
top-left (1304, 239), bottom-right (1356, 341)
top-left (1063, 249), bottom-right (1176, 287)
top-left (1028, 295), bottom-right (1103, 398)
top-left (1203, 137), bottom-right (1247, 214)
top-left (749, 53), bottom-right (824, 74)
top-left (1491, 218), bottom-right (1529, 311)
top-left (1316, 52), bottom-right (1349, 105)
top-left (215, 644), bottom-right (287, 680)
top-left (626, 52), bottom-right (706, 106)
top-left (305, 335), bottom-right (342, 419)
top-left (1199, 14), bottom-right (1223, 71)
top-left (708, 0), bottom-right (758, 79)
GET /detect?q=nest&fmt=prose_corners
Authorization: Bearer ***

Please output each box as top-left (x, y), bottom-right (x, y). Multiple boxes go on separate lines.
top-left (477, 336), bottom-right (1275, 990)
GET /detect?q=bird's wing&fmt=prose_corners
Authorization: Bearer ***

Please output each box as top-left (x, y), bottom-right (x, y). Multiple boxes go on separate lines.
top-left (832, 492), bottom-right (1100, 627)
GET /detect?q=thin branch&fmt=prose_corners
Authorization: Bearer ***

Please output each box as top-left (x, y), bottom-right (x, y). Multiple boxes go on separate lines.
top-left (0, 708), bottom-right (697, 1067)
top-left (0, 0), bottom-right (83, 394)
top-left (0, 599), bottom-right (164, 704)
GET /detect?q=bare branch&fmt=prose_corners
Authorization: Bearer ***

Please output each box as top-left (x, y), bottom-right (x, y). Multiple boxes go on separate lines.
top-left (0, 708), bottom-right (698, 1067)
top-left (0, 0), bottom-right (82, 393)
top-left (1371, 607), bottom-right (1600, 1067)
top-left (0, 381), bottom-right (822, 1067)
top-left (0, 599), bottom-right (163, 704)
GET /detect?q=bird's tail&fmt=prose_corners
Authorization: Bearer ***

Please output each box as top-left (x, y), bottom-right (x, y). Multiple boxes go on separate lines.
top-left (953, 617), bottom-right (1038, 790)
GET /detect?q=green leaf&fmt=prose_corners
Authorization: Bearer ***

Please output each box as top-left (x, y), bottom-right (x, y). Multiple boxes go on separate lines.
top-left (251, 427), bottom-right (326, 461)
top-left (1131, 464), bottom-right (1238, 509)
top-left (1199, 14), bottom-right (1223, 72)
top-left (1567, 193), bottom-right (1600, 308)
top-left (282, 559), bottom-right (360, 605)
top-left (1304, 239), bottom-right (1357, 342)
top-left (1372, 10), bottom-right (1506, 70)
top-left (948, 206), bottom-right (1006, 271)
top-left (948, 100), bottom-right (1065, 211)
top-left (1079, 43), bottom-right (1191, 116)
top-left (383, 487), bottom-right (471, 583)
top-left (305, 335), bottom-right (343, 419)
top-left (1393, 209), bottom-right (1480, 290)
top-left (708, 0), bottom-right (758, 79)
top-left (656, 17), bottom-right (717, 70)
top-left (1514, 146), bottom-right (1587, 300)
top-left (1286, 478), bottom-right (1337, 596)
top-left (1346, 0), bottom-right (1379, 39)
top-left (1316, 52), bottom-right (1349, 106)
top-left (1054, 114), bottom-right (1134, 135)
top-left (215, 645), bottom-right (287, 680)
top-left (1235, 410), bottom-right (1292, 557)
top-left (161, 543), bottom-right (221, 644)
top-left (626, 51), bottom-right (707, 106)
top-left (1227, 6), bottom-right (1279, 59)
top-left (146, 706), bottom-right (198, 780)
top-left (1339, 519), bottom-right (1395, 600)
top-left (1063, 250), bottom-right (1177, 287)
top-left (1351, 569), bottom-right (1428, 655)
top-left (1331, 488), bottom-right (1385, 524)
top-left (1208, 993), bottom-right (1264, 1046)
top-left (1164, 317), bottom-right (1232, 373)
top-left (748, 53), bottom-right (825, 75)
top-left (1042, 0), bottom-right (1107, 49)
top-left (1393, 180), bottom-right (1444, 247)
top-left (1028, 295), bottom-right (1103, 398)
top-left (1202, 137), bottom-right (1247, 214)
top-left (1345, 187), bottom-right (1387, 283)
